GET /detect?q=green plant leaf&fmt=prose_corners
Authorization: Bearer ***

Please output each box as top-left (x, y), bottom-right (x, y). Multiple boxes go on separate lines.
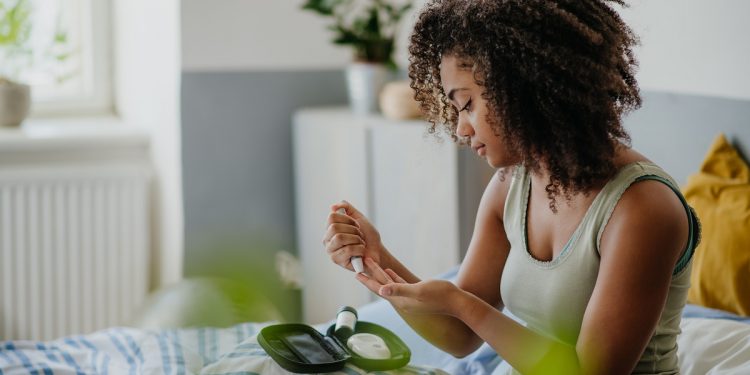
top-left (0, 0), bottom-right (31, 47)
top-left (301, 0), bottom-right (333, 15)
top-left (54, 31), bottom-right (67, 43)
top-left (301, 0), bottom-right (348, 16)
top-left (55, 51), bottom-right (72, 62)
top-left (331, 25), bottom-right (362, 45)
top-left (364, 6), bottom-right (380, 37)
top-left (304, 0), bottom-right (411, 65)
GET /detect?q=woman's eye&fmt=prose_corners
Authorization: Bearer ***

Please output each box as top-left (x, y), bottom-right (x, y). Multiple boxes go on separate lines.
top-left (459, 99), bottom-right (472, 113)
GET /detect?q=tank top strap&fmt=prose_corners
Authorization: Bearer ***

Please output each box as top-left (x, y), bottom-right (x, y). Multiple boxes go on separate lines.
top-left (586, 162), bottom-right (698, 274)
top-left (503, 166), bottom-right (529, 246)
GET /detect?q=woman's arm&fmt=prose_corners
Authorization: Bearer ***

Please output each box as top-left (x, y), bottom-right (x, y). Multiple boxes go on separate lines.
top-left (359, 171), bottom-right (513, 357)
top-left (374, 179), bottom-right (689, 374)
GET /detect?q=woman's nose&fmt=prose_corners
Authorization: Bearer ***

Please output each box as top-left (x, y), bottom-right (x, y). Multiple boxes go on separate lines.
top-left (456, 113), bottom-right (474, 138)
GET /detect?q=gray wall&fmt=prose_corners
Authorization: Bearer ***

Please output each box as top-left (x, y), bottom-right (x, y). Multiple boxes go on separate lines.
top-left (182, 69), bottom-right (348, 262)
top-left (181, 70), bottom-right (347, 319)
top-left (625, 91), bottom-right (750, 185)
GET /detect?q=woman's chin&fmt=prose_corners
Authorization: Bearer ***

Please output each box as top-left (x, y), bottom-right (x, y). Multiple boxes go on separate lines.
top-left (486, 155), bottom-right (515, 169)
top-left (486, 158), bottom-right (503, 169)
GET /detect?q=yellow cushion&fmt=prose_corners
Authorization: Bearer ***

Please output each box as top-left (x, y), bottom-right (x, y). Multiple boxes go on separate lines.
top-left (684, 133), bottom-right (750, 316)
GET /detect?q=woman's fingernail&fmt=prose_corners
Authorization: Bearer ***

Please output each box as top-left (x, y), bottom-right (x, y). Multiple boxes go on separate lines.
top-left (380, 287), bottom-right (391, 296)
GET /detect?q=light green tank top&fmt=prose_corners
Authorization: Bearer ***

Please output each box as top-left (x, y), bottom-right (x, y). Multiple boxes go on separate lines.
top-left (500, 162), bottom-right (699, 375)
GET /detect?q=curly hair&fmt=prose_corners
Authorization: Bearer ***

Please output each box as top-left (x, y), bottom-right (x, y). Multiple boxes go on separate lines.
top-left (408, 0), bottom-right (641, 211)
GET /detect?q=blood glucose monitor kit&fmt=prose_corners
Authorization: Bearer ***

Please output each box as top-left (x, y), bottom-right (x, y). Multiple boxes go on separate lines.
top-left (258, 306), bottom-right (410, 373)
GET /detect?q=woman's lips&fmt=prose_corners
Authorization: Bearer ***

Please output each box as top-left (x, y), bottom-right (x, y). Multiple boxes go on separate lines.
top-left (473, 144), bottom-right (486, 156)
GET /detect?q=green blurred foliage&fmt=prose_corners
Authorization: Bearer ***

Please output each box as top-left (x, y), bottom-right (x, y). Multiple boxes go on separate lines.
top-left (0, 0), bottom-right (75, 82)
top-left (184, 235), bottom-right (302, 323)
top-left (301, 0), bottom-right (412, 69)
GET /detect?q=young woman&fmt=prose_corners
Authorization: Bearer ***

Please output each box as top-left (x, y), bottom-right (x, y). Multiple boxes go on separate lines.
top-left (322, 1), bottom-right (699, 374)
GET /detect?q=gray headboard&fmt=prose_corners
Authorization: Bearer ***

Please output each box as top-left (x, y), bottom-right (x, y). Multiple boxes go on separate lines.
top-left (624, 91), bottom-right (750, 185)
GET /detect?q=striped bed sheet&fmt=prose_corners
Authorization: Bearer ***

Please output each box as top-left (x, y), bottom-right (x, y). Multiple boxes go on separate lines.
top-left (0, 323), bottom-right (447, 375)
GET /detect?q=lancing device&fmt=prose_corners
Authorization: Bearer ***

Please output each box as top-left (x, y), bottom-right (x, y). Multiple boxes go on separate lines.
top-left (337, 208), bottom-right (365, 273)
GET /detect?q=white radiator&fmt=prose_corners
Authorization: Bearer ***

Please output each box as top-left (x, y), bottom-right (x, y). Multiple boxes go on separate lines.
top-left (0, 124), bottom-right (152, 341)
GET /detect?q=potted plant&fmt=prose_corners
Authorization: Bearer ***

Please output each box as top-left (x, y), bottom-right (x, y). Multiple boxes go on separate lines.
top-left (301, 0), bottom-right (413, 115)
top-left (0, 0), bottom-right (72, 127)
top-left (0, 0), bottom-right (32, 127)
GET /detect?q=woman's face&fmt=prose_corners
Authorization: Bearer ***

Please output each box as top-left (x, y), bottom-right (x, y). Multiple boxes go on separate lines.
top-left (440, 54), bottom-right (516, 168)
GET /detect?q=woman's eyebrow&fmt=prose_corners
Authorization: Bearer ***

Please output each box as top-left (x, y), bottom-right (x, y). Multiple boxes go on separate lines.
top-left (447, 88), bottom-right (468, 101)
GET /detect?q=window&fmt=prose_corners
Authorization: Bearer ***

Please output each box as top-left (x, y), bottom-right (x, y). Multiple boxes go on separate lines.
top-left (0, 0), bottom-right (112, 116)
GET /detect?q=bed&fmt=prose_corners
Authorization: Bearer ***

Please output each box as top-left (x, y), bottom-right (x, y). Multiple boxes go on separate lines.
top-left (0, 320), bottom-right (449, 375)
top-left (2, 286), bottom-right (750, 374)
top-left (2, 92), bottom-right (750, 374)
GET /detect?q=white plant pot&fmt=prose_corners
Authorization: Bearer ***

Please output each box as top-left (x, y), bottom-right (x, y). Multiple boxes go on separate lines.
top-left (0, 81), bottom-right (31, 127)
top-left (345, 62), bottom-right (391, 116)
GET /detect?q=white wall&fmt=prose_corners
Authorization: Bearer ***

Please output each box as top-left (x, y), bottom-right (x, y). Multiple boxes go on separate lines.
top-left (181, 0), bottom-right (351, 70)
top-left (620, 0), bottom-right (750, 101)
top-left (114, 0), bottom-right (183, 289)
top-left (184, 0), bottom-right (750, 101)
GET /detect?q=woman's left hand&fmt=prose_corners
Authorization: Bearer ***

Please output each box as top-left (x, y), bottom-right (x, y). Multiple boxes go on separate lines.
top-left (356, 257), bottom-right (464, 316)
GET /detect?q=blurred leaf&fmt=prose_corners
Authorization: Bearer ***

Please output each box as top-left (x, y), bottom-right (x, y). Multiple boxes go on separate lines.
top-left (55, 51), bottom-right (71, 61)
top-left (364, 6), bottom-right (380, 37)
top-left (301, 0), bottom-right (348, 16)
top-left (301, 0), bottom-right (413, 65)
top-left (332, 25), bottom-right (362, 45)
top-left (54, 31), bottom-right (67, 43)
top-left (0, 0), bottom-right (31, 47)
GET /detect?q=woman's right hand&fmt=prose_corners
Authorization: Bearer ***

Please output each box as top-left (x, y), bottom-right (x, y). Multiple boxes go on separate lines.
top-left (323, 200), bottom-right (386, 272)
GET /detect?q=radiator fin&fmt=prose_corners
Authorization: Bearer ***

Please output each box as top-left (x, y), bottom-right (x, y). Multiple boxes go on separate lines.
top-left (0, 172), bottom-right (150, 341)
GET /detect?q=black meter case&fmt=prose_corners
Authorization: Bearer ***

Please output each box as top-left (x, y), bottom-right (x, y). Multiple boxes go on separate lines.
top-left (257, 321), bottom-right (410, 373)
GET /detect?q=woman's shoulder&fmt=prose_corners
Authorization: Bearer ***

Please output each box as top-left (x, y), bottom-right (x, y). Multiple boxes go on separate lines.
top-left (600, 157), bottom-right (688, 264)
top-left (607, 147), bottom-right (679, 195)
top-left (480, 166), bottom-right (517, 223)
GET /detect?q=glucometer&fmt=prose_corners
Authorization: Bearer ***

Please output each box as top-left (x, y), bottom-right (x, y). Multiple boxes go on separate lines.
top-left (258, 306), bottom-right (410, 373)
top-left (336, 208), bottom-right (364, 273)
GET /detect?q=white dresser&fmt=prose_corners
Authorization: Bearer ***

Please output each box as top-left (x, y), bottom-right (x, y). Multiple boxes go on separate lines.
top-left (292, 107), bottom-right (494, 324)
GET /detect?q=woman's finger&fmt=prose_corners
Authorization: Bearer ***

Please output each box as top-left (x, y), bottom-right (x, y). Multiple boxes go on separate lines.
top-left (323, 224), bottom-right (359, 245)
top-left (385, 268), bottom-right (407, 283)
top-left (356, 272), bottom-right (387, 295)
top-left (332, 200), bottom-right (364, 219)
top-left (331, 244), bottom-right (366, 269)
top-left (327, 210), bottom-right (360, 228)
top-left (365, 257), bottom-right (393, 284)
top-left (325, 233), bottom-right (364, 253)
top-left (322, 224), bottom-right (364, 246)
top-left (379, 282), bottom-right (418, 298)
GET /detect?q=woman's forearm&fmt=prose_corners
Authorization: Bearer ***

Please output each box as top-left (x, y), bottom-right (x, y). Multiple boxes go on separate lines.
top-left (454, 291), bottom-right (582, 375)
top-left (399, 310), bottom-right (486, 357)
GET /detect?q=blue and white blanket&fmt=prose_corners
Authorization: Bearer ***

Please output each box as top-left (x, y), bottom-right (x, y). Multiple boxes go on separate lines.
top-left (0, 323), bottom-right (447, 375)
top-left (2, 300), bottom-right (749, 375)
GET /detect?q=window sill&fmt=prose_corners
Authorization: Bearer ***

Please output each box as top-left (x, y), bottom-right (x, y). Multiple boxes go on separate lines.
top-left (0, 116), bottom-right (150, 165)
